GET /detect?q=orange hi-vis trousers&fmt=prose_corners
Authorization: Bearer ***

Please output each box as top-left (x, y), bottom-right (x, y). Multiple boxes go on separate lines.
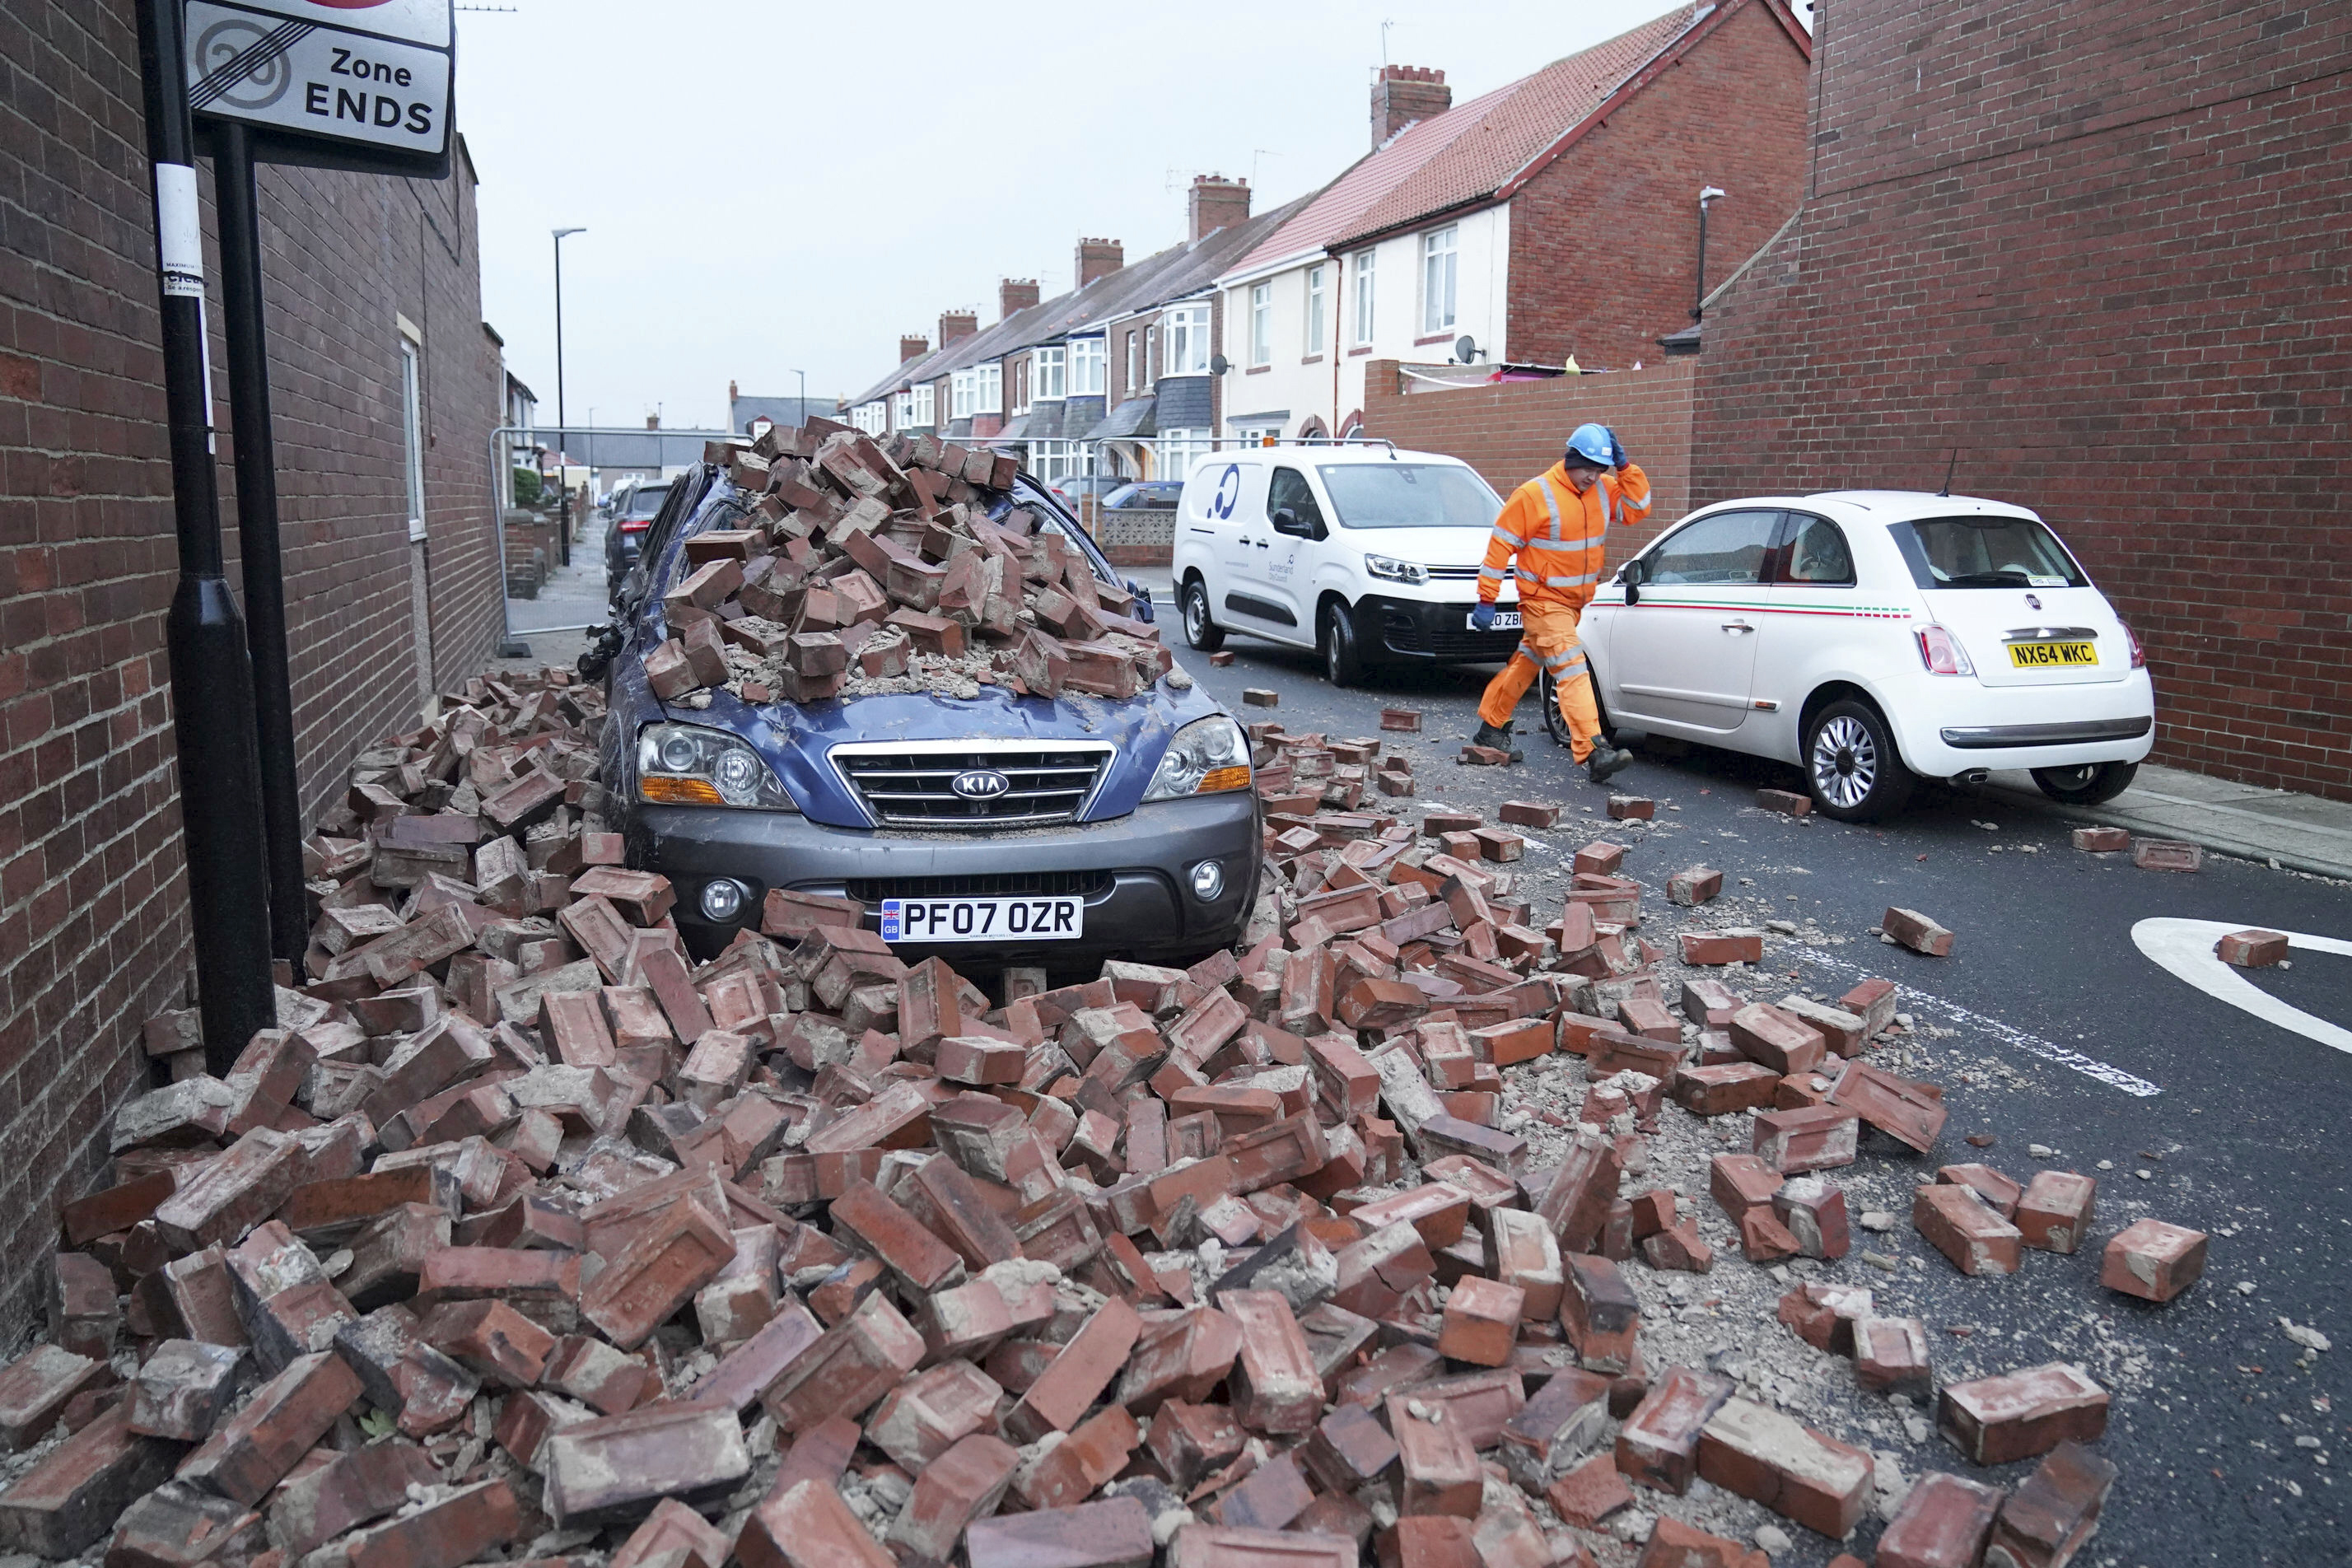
top-left (1477, 601), bottom-right (1601, 760)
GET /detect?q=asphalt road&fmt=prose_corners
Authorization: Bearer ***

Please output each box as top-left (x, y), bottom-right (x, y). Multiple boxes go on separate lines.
top-left (1186, 634), bottom-right (2349, 1568)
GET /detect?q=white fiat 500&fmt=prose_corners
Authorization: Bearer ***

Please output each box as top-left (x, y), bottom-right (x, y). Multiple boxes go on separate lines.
top-left (1572, 492), bottom-right (2156, 820)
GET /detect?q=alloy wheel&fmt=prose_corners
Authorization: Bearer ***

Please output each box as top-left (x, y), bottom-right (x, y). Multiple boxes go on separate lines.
top-left (1811, 714), bottom-right (1877, 810)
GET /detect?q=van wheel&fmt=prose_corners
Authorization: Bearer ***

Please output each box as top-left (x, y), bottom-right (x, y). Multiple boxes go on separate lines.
top-left (1321, 600), bottom-right (1366, 688)
top-left (1804, 699), bottom-right (1916, 821)
top-left (2032, 761), bottom-right (2137, 805)
top-left (1180, 576), bottom-right (1224, 652)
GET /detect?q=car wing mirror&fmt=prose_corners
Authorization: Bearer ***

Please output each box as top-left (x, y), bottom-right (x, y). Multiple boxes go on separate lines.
top-left (1270, 506), bottom-right (1305, 537)
top-left (1621, 558), bottom-right (1646, 604)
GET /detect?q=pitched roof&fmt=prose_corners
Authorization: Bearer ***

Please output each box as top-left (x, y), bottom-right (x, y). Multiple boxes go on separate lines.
top-left (1228, 2), bottom-right (1799, 273)
top-left (844, 194), bottom-right (1315, 410)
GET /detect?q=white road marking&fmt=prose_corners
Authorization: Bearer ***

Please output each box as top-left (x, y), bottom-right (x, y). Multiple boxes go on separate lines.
top-left (1787, 945), bottom-right (2164, 1097)
top-left (2130, 918), bottom-right (2352, 1056)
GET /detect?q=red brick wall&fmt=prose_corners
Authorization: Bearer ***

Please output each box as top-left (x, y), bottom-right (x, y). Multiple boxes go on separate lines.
top-left (1692, 0), bottom-right (2352, 799)
top-left (1506, 0), bottom-right (1812, 371)
top-left (1360, 359), bottom-right (1696, 567)
top-left (0, 4), bottom-right (497, 1337)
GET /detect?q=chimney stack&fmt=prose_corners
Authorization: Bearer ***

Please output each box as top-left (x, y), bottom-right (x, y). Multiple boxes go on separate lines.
top-left (1000, 278), bottom-right (1040, 320)
top-left (646, 413), bottom-right (660, 430)
top-left (1371, 64), bottom-right (1450, 148)
top-left (1076, 237), bottom-right (1124, 288)
top-left (1188, 175), bottom-right (1252, 243)
top-left (899, 335), bottom-right (929, 362)
top-left (939, 310), bottom-right (978, 346)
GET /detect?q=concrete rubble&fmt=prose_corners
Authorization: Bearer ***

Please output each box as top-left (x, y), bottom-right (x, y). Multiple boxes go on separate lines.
top-left (0, 555), bottom-right (2163, 1568)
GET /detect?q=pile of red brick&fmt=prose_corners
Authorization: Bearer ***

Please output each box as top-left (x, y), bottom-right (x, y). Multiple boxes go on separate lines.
top-left (0, 685), bottom-right (2144, 1568)
top-left (641, 421), bottom-right (1168, 707)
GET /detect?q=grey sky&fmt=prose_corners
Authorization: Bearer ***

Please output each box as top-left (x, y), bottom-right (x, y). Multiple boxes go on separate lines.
top-left (457, 0), bottom-right (1784, 432)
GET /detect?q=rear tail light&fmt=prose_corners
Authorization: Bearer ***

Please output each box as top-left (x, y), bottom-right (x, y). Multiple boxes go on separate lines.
top-left (1914, 624), bottom-right (1976, 676)
top-left (620, 518), bottom-right (652, 534)
top-left (2121, 622), bottom-right (2146, 669)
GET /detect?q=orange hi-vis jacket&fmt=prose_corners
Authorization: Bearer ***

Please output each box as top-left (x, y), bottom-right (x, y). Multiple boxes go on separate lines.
top-left (1477, 460), bottom-right (1653, 613)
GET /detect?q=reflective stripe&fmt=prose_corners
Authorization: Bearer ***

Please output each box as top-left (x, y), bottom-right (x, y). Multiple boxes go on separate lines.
top-left (1517, 567), bottom-right (1601, 587)
top-left (1477, 566), bottom-right (1507, 581)
top-left (1540, 648), bottom-right (1578, 671)
top-left (1489, 525), bottom-right (1521, 548)
top-left (1540, 479), bottom-right (1565, 543)
top-left (1510, 642), bottom-right (1540, 667)
top-left (1619, 487), bottom-right (1650, 513)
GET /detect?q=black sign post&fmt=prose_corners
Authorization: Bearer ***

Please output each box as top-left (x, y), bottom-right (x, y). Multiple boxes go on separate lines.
top-left (134, 0), bottom-right (278, 1071)
top-left (168, 1), bottom-right (458, 977)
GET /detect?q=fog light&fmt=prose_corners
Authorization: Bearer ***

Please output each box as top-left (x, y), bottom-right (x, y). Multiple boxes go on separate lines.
top-left (1188, 860), bottom-right (1225, 902)
top-left (698, 878), bottom-right (749, 922)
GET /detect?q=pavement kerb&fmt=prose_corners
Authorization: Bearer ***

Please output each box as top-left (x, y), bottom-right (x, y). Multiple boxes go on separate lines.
top-left (1973, 775), bottom-right (2352, 883)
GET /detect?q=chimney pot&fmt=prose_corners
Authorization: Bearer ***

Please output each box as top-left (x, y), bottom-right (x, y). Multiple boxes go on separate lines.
top-left (939, 310), bottom-right (978, 347)
top-left (1188, 175), bottom-right (1253, 244)
top-left (1075, 237), bottom-right (1124, 288)
top-left (1370, 63), bottom-right (1451, 148)
top-left (999, 278), bottom-right (1040, 320)
top-left (899, 334), bottom-right (930, 362)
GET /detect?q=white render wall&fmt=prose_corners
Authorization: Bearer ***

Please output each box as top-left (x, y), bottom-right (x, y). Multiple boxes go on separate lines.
top-left (1215, 202), bottom-right (1510, 439)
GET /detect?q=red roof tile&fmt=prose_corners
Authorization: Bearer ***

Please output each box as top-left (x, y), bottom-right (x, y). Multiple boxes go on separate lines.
top-left (1230, 6), bottom-right (1732, 273)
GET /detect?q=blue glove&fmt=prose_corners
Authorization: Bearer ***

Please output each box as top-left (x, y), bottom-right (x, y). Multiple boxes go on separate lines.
top-left (1472, 602), bottom-right (1496, 632)
top-left (1607, 427), bottom-right (1628, 470)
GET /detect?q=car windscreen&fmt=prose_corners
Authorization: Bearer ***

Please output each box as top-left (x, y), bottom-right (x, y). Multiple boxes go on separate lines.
top-left (1314, 464), bottom-right (1502, 530)
top-left (623, 484), bottom-right (672, 519)
top-left (1890, 515), bottom-right (2088, 590)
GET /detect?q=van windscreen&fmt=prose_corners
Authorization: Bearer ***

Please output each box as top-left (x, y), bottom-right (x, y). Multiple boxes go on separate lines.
top-left (1316, 464), bottom-right (1501, 530)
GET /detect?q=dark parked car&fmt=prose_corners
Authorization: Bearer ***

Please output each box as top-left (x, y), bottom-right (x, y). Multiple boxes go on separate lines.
top-left (597, 462), bottom-right (1259, 973)
top-left (604, 478), bottom-right (674, 597)
top-left (1103, 481), bottom-right (1184, 510)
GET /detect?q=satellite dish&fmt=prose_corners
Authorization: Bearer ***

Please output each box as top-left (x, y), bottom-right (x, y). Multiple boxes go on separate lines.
top-left (1210, 354), bottom-right (1231, 376)
top-left (1454, 336), bottom-right (1477, 363)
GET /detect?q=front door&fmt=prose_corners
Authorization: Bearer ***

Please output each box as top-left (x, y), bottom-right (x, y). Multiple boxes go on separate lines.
top-left (1603, 508), bottom-right (1782, 733)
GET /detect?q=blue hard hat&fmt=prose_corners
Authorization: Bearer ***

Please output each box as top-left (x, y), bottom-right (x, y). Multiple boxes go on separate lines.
top-left (1565, 424), bottom-right (1613, 467)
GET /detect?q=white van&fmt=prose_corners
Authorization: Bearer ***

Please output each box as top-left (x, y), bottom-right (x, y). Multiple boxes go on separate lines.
top-left (1171, 441), bottom-right (1523, 685)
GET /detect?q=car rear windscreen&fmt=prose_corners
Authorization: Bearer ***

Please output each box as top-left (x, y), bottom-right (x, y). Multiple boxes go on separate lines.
top-left (623, 484), bottom-right (673, 519)
top-left (1315, 464), bottom-right (1501, 530)
top-left (1892, 516), bottom-right (2088, 590)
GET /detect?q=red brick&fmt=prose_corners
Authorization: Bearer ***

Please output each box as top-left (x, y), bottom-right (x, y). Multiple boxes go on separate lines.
top-left (175, 1351), bottom-right (360, 1505)
top-left (347, 1478), bottom-right (519, 1568)
top-left (610, 1497), bottom-right (733, 1568)
top-left (1224, 1290), bottom-right (1321, 1434)
top-left (1388, 1392), bottom-right (1482, 1517)
top-left (1696, 1395), bottom-right (1872, 1538)
top-left (738, 1477), bottom-right (894, 1568)
top-left (0, 1407), bottom-right (178, 1557)
top-left (540, 1403), bottom-right (752, 1526)
top-left (1985, 1439), bottom-right (2117, 1568)
top-left (1875, 1471), bottom-right (2005, 1568)
top-left (0, 1346), bottom-right (105, 1452)
top-left (889, 1431), bottom-right (1021, 1562)
top-left (1913, 1183), bottom-right (2023, 1276)
top-left (1938, 1363), bottom-right (2110, 1465)
top-left (763, 1290), bottom-right (926, 1431)
top-left (2014, 1170), bottom-right (2097, 1254)
top-left (2100, 1217), bottom-right (2208, 1302)
top-left (1614, 1365), bottom-right (1732, 1495)
top-left (970, 1496), bottom-right (1155, 1568)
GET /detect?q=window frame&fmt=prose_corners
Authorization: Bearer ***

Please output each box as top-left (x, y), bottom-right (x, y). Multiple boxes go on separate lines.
top-left (1305, 264), bottom-right (1327, 355)
top-left (1125, 329), bottom-right (1142, 397)
top-left (910, 383), bottom-right (933, 427)
top-left (977, 362), bottom-right (1002, 416)
top-left (1351, 249), bottom-right (1377, 344)
top-left (1248, 282), bottom-right (1272, 366)
top-left (1165, 305), bottom-right (1211, 376)
top-left (1069, 336), bottom-right (1104, 397)
top-left (399, 340), bottom-right (426, 538)
top-left (1034, 344), bottom-right (1066, 402)
top-left (1421, 224), bottom-right (1458, 336)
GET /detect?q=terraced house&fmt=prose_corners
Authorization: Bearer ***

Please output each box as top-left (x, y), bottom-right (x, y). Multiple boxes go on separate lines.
top-left (1214, 0), bottom-right (1812, 440)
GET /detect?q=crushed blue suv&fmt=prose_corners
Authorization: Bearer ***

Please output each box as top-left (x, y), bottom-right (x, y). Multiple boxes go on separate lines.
top-left (591, 451), bottom-right (1261, 977)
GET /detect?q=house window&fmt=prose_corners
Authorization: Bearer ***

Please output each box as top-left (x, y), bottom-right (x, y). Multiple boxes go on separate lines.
top-left (951, 369), bottom-right (975, 420)
top-left (1160, 427), bottom-right (1211, 476)
top-left (1125, 330), bottom-right (1141, 396)
top-left (1032, 440), bottom-right (1094, 486)
top-left (1034, 345), bottom-right (1066, 401)
top-left (910, 383), bottom-right (933, 427)
top-left (1351, 249), bottom-right (1377, 344)
top-left (895, 390), bottom-right (913, 427)
top-left (1166, 305), bottom-right (1210, 376)
top-left (1070, 337), bottom-right (1104, 396)
top-left (1421, 225), bottom-right (1458, 335)
top-left (1012, 359), bottom-right (1030, 415)
top-left (977, 363), bottom-right (1001, 415)
top-left (1249, 282), bottom-right (1272, 366)
top-left (1305, 264), bottom-right (1327, 354)
top-left (399, 341), bottom-right (425, 532)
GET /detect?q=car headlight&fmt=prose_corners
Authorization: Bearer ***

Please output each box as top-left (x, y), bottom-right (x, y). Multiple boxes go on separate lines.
top-left (1141, 716), bottom-right (1253, 803)
top-left (636, 722), bottom-right (797, 810)
top-left (1364, 553), bottom-right (1427, 586)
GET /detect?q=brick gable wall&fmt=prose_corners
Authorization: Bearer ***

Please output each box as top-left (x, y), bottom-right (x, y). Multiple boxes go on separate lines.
top-left (1692, 0), bottom-right (2352, 798)
top-left (1506, 0), bottom-right (1813, 371)
top-left (0, 3), bottom-right (497, 1337)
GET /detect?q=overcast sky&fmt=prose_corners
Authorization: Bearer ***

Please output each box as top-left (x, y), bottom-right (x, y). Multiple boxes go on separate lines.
top-left (456, 0), bottom-right (1801, 433)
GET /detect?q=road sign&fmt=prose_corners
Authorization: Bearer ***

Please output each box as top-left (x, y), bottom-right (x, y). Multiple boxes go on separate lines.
top-left (184, 0), bottom-right (455, 178)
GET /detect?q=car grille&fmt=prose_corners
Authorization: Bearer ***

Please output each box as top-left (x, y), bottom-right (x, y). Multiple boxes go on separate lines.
top-left (843, 871), bottom-right (1114, 902)
top-left (1424, 565), bottom-right (1484, 580)
top-left (833, 742), bottom-right (1113, 828)
top-left (1378, 609), bottom-right (1522, 660)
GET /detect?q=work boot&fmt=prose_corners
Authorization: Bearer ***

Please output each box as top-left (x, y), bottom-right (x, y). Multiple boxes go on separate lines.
top-left (1472, 721), bottom-right (1524, 763)
top-left (1584, 741), bottom-right (1634, 786)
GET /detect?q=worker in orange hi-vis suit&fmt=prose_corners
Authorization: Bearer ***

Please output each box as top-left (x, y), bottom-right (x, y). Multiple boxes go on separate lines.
top-left (1471, 422), bottom-right (1648, 783)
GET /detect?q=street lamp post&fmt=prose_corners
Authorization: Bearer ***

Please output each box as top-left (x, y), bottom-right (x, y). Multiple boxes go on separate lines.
top-left (790, 368), bottom-right (807, 427)
top-left (553, 227), bottom-right (586, 566)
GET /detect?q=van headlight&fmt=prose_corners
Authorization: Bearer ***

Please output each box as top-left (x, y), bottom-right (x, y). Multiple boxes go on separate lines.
top-left (1365, 553), bottom-right (1427, 586)
top-left (1141, 716), bottom-right (1253, 802)
top-left (637, 722), bottom-right (797, 810)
